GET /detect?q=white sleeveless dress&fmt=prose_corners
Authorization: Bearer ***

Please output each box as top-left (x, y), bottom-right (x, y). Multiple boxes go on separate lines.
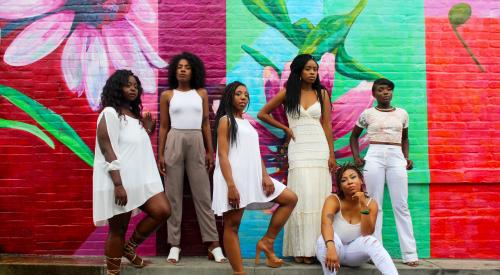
top-left (283, 101), bottom-right (333, 257)
top-left (212, 117), bottom-right (286, 216)
top-left (93, 107), bottom-right (164, 226)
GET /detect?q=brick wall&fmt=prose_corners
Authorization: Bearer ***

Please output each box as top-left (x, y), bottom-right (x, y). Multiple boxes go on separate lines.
top-left (0, 0), bottom-right (498, 259)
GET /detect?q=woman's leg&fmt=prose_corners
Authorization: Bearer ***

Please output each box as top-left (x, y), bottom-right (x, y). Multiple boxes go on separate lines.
top-left (342, 235), bottom-right (398, 275)
top-left (261, 189), bottom-right (298, 255)
top-left (255, 189), bottom-right (297, 266)
top-left (223, 209), bottom-right (245, 273)
top-left (124, 192), bottom-right (171, 267)
top-left (185, 131), bottom-right (220, 249)
top-left (386, 149), bottom-right (418, 264)
top-left (106, 212), bottom-right (132, 274)
top-left (363, 146), bottom-right (387, 243)
top-left (165, 129), bottom-right (186, 249)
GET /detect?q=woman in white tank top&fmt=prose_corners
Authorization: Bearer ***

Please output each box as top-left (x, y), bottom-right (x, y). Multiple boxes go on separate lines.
top-left (316, 163), bottom-right (397, 275)
top-left (158, 52), bottom-right (225, 263)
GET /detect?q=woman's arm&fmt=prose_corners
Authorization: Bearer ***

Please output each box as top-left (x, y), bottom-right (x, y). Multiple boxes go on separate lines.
top-left (97, 112), bottom-right (127, 206)
top-left (257, 90), bottom-right (294, 142)
top-left (217, 117), bottom-right (240, 208)
top-left (158, 91), bottom-right (171, 176)
top-left (349, 126), bottom-right (365, 166)
top-left (199, 88), bottom-right (214, 169)
top-left (320, 90), bottom-right (335, 171)
top-left (321, 195), bottom-right (341, 272)
top-left (359, 198), bottom-right (378, 236)
top-left (402, 128), bottom-right (413, 170)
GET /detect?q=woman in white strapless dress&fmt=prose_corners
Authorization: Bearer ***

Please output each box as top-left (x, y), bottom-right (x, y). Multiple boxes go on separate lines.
top-left (258, 54), bottom-right (336, 263)
top-left (212, 81), bottom-right (298, 275)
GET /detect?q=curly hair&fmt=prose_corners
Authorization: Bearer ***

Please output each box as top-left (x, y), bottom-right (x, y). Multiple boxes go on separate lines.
top-left (334, 163), bottom-right (367, 199)
top-left (284, 54), bottom-right (325, 118)
top-left (167, 52), bottom-right (206, 89)
top-left (100, 69), bottom-right (143, 119)
top-left (213, 81), bottom-right (249, 149)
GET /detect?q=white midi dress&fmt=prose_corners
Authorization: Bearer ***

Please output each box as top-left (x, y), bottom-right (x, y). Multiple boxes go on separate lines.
top-left (93, 107), bottom-right (164, 226)
top-left (282, 102), bottom-right (333, 257)
top-left (212, 117), bottom-right (286, 216)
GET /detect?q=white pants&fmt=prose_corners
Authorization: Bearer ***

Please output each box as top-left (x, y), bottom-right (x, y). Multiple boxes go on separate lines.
top-left (363, 144), bottom-right (418, 262)
top-left (316, 233), bottom-right (398, 275)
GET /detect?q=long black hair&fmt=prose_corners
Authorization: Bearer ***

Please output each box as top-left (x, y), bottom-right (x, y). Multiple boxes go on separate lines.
top-left (213, 81), bottom-right (249, 148)
top-left (100, 69), bottom-right (143, 119)
top-left (284, 54), bottom-right (324, 118)
top-left (167, 52), bottom-right (206, 89)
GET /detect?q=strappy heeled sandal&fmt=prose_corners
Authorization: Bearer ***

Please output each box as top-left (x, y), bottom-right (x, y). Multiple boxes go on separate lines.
top-left (105, 256), bottom-right (121, 275)
top-left (124, 237), bottom-right (146, 268)
top-left (255, 238), bottom-right (284, 268)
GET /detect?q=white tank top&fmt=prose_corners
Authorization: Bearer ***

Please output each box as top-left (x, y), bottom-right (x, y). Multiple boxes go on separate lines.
top-left (169, 89), bottom-right (203, 129)
top-left (332, 194), bottom-right (372, 244)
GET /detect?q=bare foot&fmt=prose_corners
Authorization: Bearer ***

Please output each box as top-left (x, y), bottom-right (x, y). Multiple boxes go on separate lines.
top-left (303, 257), bottom-right (315, 264)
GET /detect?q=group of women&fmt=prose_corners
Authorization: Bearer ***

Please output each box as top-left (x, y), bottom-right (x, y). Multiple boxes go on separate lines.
top-left (92, 52), bottom-right (419, 275)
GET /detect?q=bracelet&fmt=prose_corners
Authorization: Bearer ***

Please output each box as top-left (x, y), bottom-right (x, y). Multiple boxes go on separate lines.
top-left (145, 128), bottom-right (152, 134)
top-left (325, 239), bottom-right (335, 246)
top-left (360, 209), bottom-right (370, 215)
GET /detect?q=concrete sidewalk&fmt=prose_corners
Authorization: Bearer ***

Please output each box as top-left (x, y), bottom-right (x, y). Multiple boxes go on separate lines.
top-left (1, 254), bottom-right (499, 274)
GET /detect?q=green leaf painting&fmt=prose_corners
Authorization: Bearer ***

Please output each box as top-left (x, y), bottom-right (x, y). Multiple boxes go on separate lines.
top-left (0, 118), bottom-right (55, 149)
top-left (0, 85), bottom-right (94, 166)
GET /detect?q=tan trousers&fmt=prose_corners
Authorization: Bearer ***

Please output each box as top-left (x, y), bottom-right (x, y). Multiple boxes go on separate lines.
top-left (164, 129), bottom-right (219, 246)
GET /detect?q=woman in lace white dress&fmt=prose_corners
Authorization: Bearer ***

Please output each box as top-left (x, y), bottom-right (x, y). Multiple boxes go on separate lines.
top-left (93, 70), bottom-right (171, 275)
top-left (258, 54), bottom-right (336, 263)
top-left (212, 81), bottom-right (297, 275)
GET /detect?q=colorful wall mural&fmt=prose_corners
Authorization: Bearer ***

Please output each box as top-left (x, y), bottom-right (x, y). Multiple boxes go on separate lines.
top-left (0, 0), bottom-right (498, 259)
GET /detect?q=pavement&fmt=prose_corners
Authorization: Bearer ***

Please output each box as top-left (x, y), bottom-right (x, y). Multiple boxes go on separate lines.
top-left (1, 254), bottom-right (499, 274)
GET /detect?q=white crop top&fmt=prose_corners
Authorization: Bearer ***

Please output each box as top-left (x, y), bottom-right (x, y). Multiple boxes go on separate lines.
top-left (169, 89), bottom-right (203, 129)
top-left (332, 194), bottom-right (372, 245)
top-left (356, 107), bottom-right (408, 144)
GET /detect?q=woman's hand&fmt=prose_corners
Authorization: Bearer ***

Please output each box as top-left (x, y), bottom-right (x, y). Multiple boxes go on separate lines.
top-left (158, 154), bottom-right (166, 176)
top-left (205, 153), bottom-right (214, 170)
top-left (325, 245), bottom-right (340, 272)
top-left (114, 185), bottom-right (128, 206)
top-left (354, 156), bottom-right (365, 167)
top-left (406, 158), bottom-right (414, 170)
top-left (262, 175), bottom-right (275, 197)
top-left (284, 127), bottom-right (295, 145)
top-left (328, 155), bottom-right (337, 173)
top-left (142, 111), bottom-right (156, 134)
top-left (228, 185), bottom-right (240, 209)
top-left (352, 191), bottom-right (368, 208)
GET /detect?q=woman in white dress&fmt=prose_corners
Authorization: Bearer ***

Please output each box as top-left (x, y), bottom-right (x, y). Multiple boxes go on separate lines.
top-left (212, 81), bottom-right (298, 275)
top-left (258, 54), bottom-right (336, 263)
top-left (93, 70), bottom-right (171, 275)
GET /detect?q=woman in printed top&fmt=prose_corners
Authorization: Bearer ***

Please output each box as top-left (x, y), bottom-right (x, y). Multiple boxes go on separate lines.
top-left (316, 163), bottom-right (397, 275)
top-left (93, 70), bottom-right (171, 275)
top-left (350, 78), bottom-right (418, 266)
top-left (158, 52), bottom-right (226, 264)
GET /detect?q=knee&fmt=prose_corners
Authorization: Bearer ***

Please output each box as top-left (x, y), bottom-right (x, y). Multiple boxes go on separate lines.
top-left (224, 221), bottom-right (240, 234)
top-left (361, 235), bottom-right (381, 248)
top-left (152, 207), bottom-right (171, 222)
top-left (286, 191), bottom-right (298, 207)
top-left (393, 202), bottom-right (410, 216)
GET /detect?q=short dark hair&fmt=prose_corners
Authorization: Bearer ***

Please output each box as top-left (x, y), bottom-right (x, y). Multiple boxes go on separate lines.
top-left (372, 78), bottom-right (395, 93)
top-left (167, 52), bottom-right (205, 89)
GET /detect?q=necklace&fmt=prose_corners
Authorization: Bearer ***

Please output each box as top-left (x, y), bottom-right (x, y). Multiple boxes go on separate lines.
top-left (375, 106), bottom-right (395, 112)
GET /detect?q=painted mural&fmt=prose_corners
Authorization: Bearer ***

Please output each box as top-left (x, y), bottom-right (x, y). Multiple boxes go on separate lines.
top-left (0, 0), bottom-right (498, 259)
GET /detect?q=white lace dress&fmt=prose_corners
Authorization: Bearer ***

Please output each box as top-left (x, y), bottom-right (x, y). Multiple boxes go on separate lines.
top-left (212, 117), bottom-right (286, 216)
top-left (283, 102), bottom-right (332, 257)
top-left (93, 107), bottom-right (164, 226)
